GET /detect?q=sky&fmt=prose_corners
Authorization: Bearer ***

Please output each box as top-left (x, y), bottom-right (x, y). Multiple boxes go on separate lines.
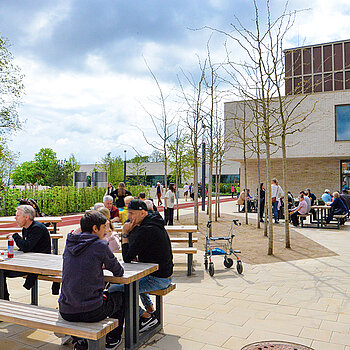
top-left (1, 0), bottom-right (350, 165)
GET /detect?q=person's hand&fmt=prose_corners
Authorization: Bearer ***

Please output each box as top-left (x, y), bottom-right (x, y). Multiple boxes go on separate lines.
top-left (122, 221), bottom-right (137, 235)
top-left (111, 217), bottom-right (119, 223)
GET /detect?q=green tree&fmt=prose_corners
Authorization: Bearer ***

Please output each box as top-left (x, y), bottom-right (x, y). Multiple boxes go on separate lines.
top-left (34, 148), bottom-right (58, 185)
top-left (11, 161), bottom-right (38, 184)
top-left (98, 152), bottom-right (124, 185)
top-left (129, 155), bottom-right (147, 185)
top-left (0, 35), bottom-right (24, 137)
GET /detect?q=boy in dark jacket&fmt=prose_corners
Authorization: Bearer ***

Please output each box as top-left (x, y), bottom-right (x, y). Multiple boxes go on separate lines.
top-left (58, 211), bottom-right (124, 350)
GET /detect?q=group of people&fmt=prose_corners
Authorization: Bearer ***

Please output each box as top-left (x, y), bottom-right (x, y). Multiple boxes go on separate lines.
top-left (4, 195), bottom-right (174, 350)
top-left (248, 178), bottom-right (350, 227)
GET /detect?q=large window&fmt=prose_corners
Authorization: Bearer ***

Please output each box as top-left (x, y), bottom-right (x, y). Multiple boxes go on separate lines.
top-left (336, 105), bottom-right (350, 140)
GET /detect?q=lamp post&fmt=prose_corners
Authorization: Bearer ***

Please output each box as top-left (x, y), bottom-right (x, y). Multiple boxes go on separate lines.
top-left (201, 124), bottom-right (206, 211)
top-left (124, 150), bottom-right (127, 184)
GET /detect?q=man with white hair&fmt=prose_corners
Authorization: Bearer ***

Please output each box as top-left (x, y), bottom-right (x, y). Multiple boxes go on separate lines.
top-left (321, 189), bottom-right (332, 203)
top-left (103, 195), bottom-right (119, 223)
top-left (4, 205), bottom-right (51, 300)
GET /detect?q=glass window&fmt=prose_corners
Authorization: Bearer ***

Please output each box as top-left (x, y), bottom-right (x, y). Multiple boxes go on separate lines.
top-left (336, 105), bottom-right (350, 140)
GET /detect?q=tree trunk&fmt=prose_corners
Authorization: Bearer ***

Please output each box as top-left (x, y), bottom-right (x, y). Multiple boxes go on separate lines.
top-left (281, 133), bottom-right (290, 248)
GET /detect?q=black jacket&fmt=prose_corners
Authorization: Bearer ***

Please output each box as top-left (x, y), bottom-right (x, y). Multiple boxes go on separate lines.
top-left (13, 221), bottom-right (51, 253)
top-left (122, 212), bottom-right (173, 278)
top-left (111, 189), bottom-right (132, 208)
top-left (13, 221), bottom-right (52, 290)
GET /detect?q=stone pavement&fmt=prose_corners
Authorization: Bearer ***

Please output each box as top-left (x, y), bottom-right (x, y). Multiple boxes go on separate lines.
top-left (0, 199), bottom-right (349, 349)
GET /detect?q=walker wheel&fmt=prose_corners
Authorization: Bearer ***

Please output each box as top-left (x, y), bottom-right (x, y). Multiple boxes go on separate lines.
top-left (204, 259), bottom-right (208, 270)
top-left (209, 262), bottom-right (215, 276)
top-left (237, 260), bottom-right (243, 274)
top-left (223, 257), bottom-right (233, 268)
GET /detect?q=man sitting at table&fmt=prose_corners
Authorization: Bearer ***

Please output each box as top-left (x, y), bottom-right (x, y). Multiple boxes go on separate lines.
top-left (325, 192), bottom-right (348, 225)
top-left (4, 205), bottom-right (51, 301)
top-left (103, 195), bottom-right (119, 223)
top-left (58, 211), bottom-right (125, 350)
top-left (109, 199), bottom-right (173, 333)
top-left (321, 189), bottom-right (332, 203)
top-left (289, 194), bottom-right (308, 227)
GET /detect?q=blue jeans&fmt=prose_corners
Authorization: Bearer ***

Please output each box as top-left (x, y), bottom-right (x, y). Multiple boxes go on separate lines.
top-left (272, 201), bottom-right (279, 222)
top-left (109, 275), bottom-right (172, 316)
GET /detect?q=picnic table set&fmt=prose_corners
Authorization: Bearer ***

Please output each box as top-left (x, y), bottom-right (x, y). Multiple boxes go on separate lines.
top-left (0, 217), bottom-right (198, 349)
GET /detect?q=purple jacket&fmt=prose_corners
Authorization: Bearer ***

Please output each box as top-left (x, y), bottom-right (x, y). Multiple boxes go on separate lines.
top-left (58, 232), bottom-right (124, 314)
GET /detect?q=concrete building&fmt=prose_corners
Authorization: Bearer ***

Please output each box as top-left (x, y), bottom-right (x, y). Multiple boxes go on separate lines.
top-left (224, 39), bottom-right (350, 198)
top-left (79, 160), bottom-right (240, 187)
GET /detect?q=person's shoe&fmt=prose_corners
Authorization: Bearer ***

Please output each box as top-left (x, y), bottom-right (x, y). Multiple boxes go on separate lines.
top-left (61, 335), bottom-right (73, 345)
top-left (139, 313), bottom-right (159, 333)
top-left (72, 338), bottom-right (88, 350)
top-left (260, 219), bottom-right (264, 223)
top-left (275, 220), bottom-right (279, 224)
top-left (106, 336), bottom-right (122, 349)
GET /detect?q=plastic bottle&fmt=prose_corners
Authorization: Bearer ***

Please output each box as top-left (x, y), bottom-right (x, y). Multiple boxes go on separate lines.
top-left (8, 236), bottom-right (14, 258)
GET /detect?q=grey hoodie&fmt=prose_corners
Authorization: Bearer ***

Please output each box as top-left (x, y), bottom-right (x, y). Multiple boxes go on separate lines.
top-left (58, 232), bottom-right (124, 314)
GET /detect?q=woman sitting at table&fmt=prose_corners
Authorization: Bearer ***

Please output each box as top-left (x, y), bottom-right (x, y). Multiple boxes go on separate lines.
top-left (325, 192), bottom-right (348, 225)
top-left (289, 194), bottom-right (308, 227)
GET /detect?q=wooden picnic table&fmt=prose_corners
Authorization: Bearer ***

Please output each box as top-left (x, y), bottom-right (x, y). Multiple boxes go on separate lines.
top-left (0, 252), bottom-right (158, 350)
top-left (311, 205), bottom-right (331, 228)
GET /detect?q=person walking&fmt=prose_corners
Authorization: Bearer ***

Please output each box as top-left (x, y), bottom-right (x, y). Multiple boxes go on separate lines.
top-left (271, 178), bottom-right (284, 224)
top-left (259, 183), bottom-right (265, 222)
top-left (231, 185), bottom-right (236, 199)
top-left (156, 182), bottom-right (163, 206)
top-left (164, 183), bottom-right (176, 225)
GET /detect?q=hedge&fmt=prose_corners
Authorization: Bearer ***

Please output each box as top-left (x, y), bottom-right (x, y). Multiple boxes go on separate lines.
top-left (0, 185), bottom-right (150, 216)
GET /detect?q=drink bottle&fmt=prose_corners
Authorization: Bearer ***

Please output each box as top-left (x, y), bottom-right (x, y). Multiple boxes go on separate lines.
top-left (8, 236), bottom-right (14, 258)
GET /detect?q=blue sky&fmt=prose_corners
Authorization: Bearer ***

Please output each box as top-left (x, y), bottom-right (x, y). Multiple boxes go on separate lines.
top-left (2, 0), bottom-right (350, 164)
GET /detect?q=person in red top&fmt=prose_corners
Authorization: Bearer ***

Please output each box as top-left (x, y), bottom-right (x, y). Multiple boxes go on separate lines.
top-left (103, 195), bottom-right (119, 223)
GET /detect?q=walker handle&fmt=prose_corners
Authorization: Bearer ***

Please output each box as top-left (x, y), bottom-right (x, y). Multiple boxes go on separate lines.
top-left (232, 219), bottom-right (241, 226)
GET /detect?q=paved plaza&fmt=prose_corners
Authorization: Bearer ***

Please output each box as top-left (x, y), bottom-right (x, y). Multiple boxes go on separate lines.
top-left (1, 199), bottom-right (350, 349)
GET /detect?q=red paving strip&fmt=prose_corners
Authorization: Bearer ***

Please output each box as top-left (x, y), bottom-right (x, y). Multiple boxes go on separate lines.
top-left (0, 197), bottom-right (236, 232)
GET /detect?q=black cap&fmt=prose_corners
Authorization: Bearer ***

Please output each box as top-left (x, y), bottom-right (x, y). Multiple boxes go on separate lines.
top-left (128, 199), bottom-right (147, 211)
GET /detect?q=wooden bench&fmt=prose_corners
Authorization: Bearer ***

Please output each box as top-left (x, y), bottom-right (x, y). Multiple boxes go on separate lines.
top-left (0, 299), bottom-right (118, 350)
top-left (333, 214), bottom-right (348, 229)
top-left (170, 237), bottom-right (198, 244)
top-left (148, 283), bottom-right (176, 328)
top-left (297, 213), bottom-right (312, 227)
top-left (172, 247), bottom-right (197, 276)
top-left (0, 227), bottom-right (59, 233)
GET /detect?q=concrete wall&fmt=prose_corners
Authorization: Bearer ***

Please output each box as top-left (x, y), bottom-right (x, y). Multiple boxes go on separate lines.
top-left (239, 157), bottom-right (341, 198)
top-left (224, 90), bottom-right (350, 161)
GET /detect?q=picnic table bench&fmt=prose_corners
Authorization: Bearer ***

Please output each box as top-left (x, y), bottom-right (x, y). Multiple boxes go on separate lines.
top-left (0, 299), bottom-right (117, 350)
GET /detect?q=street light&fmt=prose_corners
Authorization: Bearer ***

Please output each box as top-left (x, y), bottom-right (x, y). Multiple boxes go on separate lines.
top-left (124, 150), bottom-right (127, 184)
top-left (202, 124), bottom-right (206, 211)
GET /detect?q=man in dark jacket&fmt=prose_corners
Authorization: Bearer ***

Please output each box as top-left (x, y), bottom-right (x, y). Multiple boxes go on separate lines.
top-left (59, 211), bottom-right (124, 350)
top-left (4, 205), bottom-right (51, 300)
top-left (109, 199), bottom-right (173, 333)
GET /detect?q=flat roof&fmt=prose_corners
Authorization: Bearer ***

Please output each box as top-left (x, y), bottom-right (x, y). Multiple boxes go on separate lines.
top-left (283, 38), bottom-right (350, 52)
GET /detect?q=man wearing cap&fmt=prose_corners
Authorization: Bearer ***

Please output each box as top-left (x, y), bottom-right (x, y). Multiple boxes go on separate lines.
top-left (108, 199), bottom-right (173, 333)
top-left (321, 189), bottom-right (332, 203)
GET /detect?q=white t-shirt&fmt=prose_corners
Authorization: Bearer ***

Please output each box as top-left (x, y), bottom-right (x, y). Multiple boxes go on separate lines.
top-left (183, 185), bottom-right (189, 192)
top-left (165, 190), bottom-right (175, 209)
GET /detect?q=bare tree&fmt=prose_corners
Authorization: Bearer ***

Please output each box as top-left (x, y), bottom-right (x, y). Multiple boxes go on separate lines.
top-left (139, 58), bottom-right (175, 191)
top-left (178, 60), bottom-right (208, 226)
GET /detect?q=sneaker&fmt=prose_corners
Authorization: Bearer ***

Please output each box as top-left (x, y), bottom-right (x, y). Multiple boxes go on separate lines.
top-left (139, 314), bottom-right (159, 333)
top-left (61, 335), bottom-right (73, 345)
top-left (73, 338), bottom-right (88, 350)
top-left (106, 336), bottom-right (122, 349)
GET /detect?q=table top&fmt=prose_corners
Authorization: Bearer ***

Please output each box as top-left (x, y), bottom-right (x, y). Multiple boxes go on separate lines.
top-left (0, 252), bottom-right (158, 284)
top-left (113, 224), bottom-right (198, 233)
top-left (311, 205), bottom-right (331, 209)
top-left (0, 217), bottom-right (62, 224)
